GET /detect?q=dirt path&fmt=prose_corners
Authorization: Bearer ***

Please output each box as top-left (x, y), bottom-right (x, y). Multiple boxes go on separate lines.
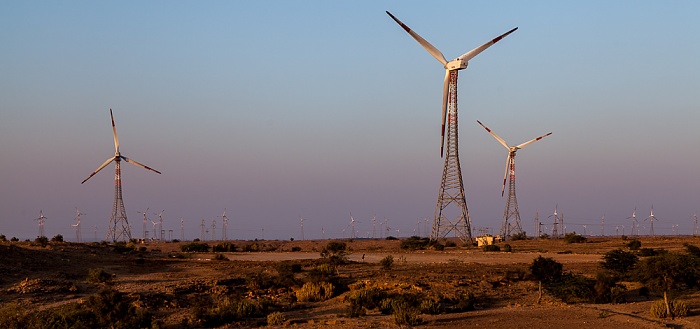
top-left (224, 251), bottom-right (603, 265)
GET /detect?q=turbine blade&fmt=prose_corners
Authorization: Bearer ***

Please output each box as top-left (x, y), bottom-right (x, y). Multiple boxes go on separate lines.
top-left (120, 156), bottom-right (161, 174)
top-left (501, 154), bottom-right (511, 197)
top-left (515, 132), bottom-right (552, 149)
top-left (110, 109), bottom-right (120, 154)
top-left (477, 120), bottom-right (509, 150)
top-left (386, 11), bottom-right (448, 66)
top-left (457, 27), bottom-right (518, 63)
top-left (440, 70), bottom-right (449, 157)
top-left (81, 157), bottom-right (115, 184)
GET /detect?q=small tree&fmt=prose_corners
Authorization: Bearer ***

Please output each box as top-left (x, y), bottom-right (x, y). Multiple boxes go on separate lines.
top-left (320, 241), bottom-right (348, 265)
top-left (635, 253), bottom-right (700, 318)
top-left (602, 249), bottom-right (638, 274)
top-left (530, 256), bottom-right (563, 283)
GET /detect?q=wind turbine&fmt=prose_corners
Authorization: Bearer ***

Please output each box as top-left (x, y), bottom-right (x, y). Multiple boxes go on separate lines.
top-left (35, 210), bottom-right (47, 238)
top-left (548, 205), bottom-right (560, 239)
top-left (627, 208), bottom-right (638, 236)
top-left (81, 109), bottom-right (161, 242)
top-left (477, 120), bottom-right (551, 239)
top-left (220, 209), bottom-right (229, 241)
top-left (386, 12), bottom-right (517, 244)
top-left (299, 216), bottom-right (306, 241)
top-left (138, 208), bottom-right (149, 240)
top-left (645, 206), bottom-right (659, 236)
top-left (73, 208), bottom-right (84, 242)
top-left (693, 212), bottom-right (698, 237)
top-left (154, 210), bottom-right (165, 241)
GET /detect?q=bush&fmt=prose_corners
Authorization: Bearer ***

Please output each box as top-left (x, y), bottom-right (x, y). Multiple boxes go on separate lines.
top-left (650, 299), bottom-right (690, 318)
top-left (385, 236), bottom-right (398, 240)
top-left (380, 255), bottom-right (394, 270)
top-left (448, 291), bottom-right (476, 312)
top-left (419, 299), bottom-right (442, 314)
top-left (685, 244), bottom-right (700, 258)
top-left (181, 242), bottom-right (210, 252)
top-left (391, 300), bottom-right (422, 326)
top-left (192, 297), bottom-right (264, 327)
top-left (563, 232), bottom-right (586, 244)
top-left (295, 282), bottom-right (334, 302)
top-left (35, 236), bottom-right (48, 247)
top-left (51, 234), bottom-right (64, 242)
top-left (530, 256), bottom-right (563, 282)
top-left (503, 244), bottom-right (512, 252)
top-left (626, 239), bottom-right (641, 250)
top-left (213, 242), bottom-right (236, 252)
top-left (320, 241), bottom-right (348, 265)
top-left (10, 237), bottom-right (18, 242)
top-left (602, 249), bottom-right (638, 274)
top-left (638, 248), bottom-right (667, 257)
top-left (87, 268), bottom-right (112, 284)
top-left (444, 240), bottom-right (457, 247)
top-left (546, 273), bottom-right (595, 303)
top-left (482, 244), bottom-right (500, 252)
top-left (594, 271), bottom-right (626, 303)
top-left (267, 312), bottom-right (286, 325)
top-left (212, 253), bottom-right (229, 261)
top-left (510, 232), bottom-right (527, 241)
top-left (0, 235), bottom-right (5, 242)
top-left (345, 287), bottom-right (386, 311)
top-left (291, 246), bottom-right (302, 252)
top-left (400, 236), bottom-right (430, 250)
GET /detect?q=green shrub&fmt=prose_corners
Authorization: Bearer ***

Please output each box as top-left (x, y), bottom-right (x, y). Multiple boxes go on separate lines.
top-left (87, 268), bottom-right (112, 284)
top-left (291, 246), bottom-right (302, 252)
top-left (602, 249), bottom-right (638, 274)
top-left (503, 244), bottom-right (512, 252)
top-left (192, 297), bottom-right (264, 327)
top-left (345, 288), bottom-right (386, 310)
top-left (380, 255), bottom-right (394, 270)
top-left (685, 244), bottom-right (700, 257)
top-left (546, 273), bottom-right (594, 303)
top-left (510, 232), bottom-right (527, 241)
top-left (400, 236), bottom-right (430, 250)
top-left (51, 234), bottom-right (64, 242)
top-left (563, 232), bottom-right (586, 244)
top-left (295, 282), bottom-right (334, 302)
top-left (212, 253), bottom-right (229, 261)
top-left (320, 241), bottom-right (348, 265)
top-left (181, 242), bottom-right (210, 252)
top-left (448, 291), bottom-right (476, 312)
top-left (594, 271), bottom-right (626, 303)
top-left (626, 239), bottom-right (641, 250)
top-left (530, 256), bottom-right (563, 282)
top-left (391, 300), bottom-right (422, 326)
top-left (482, 244), bottom-right (500, 252)
top-left (35, 236), bottom-right (48, 247)
top-left (419, 299), bottom-right (442, 314)
top-left (213, 242), bottom-right (236, 252)
top-left (650, 299), bottom-right (690, 318)
top-left (267, 311), bottom-right (286, 325)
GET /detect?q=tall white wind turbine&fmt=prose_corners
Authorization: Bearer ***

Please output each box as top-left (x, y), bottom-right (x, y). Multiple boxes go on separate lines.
top-left (477, 120), bottom-right (551, 239)
top-left (81, 109), bottom-right (161, 242)
top-left (387, 11), bottom-right (517, 243)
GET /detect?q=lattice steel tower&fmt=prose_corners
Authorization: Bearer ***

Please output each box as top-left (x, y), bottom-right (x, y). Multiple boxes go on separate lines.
top-left (81, 109), bottom-right (161, 242)
top-left (108, 159), bottom-right (131, 241)
top-left (432, 71), bottom-right (472, 243)
top-left (501, 162), bottom-right (522, 238)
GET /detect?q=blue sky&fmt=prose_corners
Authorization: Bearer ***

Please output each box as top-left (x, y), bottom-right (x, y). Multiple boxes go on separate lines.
top-left (1, 1), bottom-right (699, 241)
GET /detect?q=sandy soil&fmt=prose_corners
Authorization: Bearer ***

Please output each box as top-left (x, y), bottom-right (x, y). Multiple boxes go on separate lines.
top-left (1, 236), bottom-right (699, 328)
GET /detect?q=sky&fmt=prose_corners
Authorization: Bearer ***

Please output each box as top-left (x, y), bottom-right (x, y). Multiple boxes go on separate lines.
top-left (1, 1), bottom-right (700, 242)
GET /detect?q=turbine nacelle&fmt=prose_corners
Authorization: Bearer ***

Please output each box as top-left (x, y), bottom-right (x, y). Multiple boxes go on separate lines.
top-left (445, 59), bottom-right (468, 71)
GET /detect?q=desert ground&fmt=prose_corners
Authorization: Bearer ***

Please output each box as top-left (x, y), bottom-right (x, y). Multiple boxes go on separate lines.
top-left (1, 236), bottom-right (699, 328)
